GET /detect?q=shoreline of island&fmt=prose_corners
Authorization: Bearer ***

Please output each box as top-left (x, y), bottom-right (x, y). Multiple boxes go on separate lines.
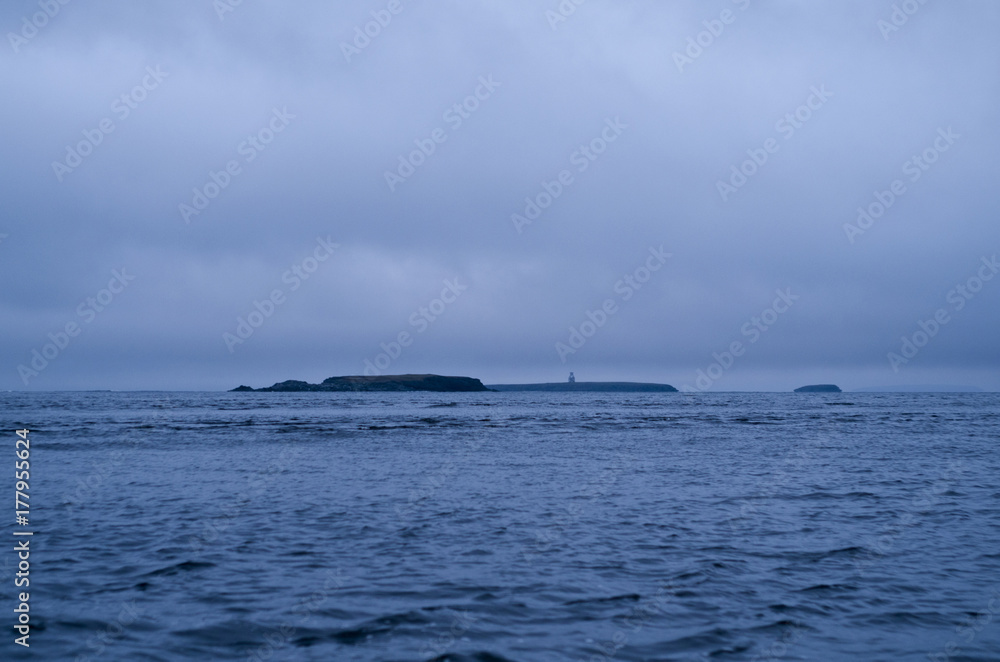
top-left (231, 374), bottom-right (689, 393)
top-left (488, 382), bottom-right (678, 392)
top-left (229, 375), bottom-right (993, 394)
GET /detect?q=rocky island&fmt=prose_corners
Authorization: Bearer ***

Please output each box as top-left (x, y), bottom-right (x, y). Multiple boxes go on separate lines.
top-left (232, 374), bottom-right (490, 392)
top-left (794, 384), bottom-right (842, 393)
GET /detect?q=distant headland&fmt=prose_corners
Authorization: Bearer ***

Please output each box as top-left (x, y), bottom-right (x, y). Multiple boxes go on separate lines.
top-left (231, 373), bottom-right (682, 393)
top-left (794, 384), bottom-right (842, 393)
top-left (232, 374), bottom-right (489, 392)
top-left (489, 382), bottom-right (678, 392)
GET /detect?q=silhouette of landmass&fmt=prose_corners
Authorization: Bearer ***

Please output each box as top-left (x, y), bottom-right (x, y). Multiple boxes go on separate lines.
top-left (794, 384), bottom-right (842, 393)
top-left (489, 382), bottom-right (678, 392)
top-left (232, 374), bottom-right (489, 392)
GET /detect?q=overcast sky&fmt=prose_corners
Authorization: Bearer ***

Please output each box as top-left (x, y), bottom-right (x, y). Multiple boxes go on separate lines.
top-left (2, 0), bottom-right (998, 392)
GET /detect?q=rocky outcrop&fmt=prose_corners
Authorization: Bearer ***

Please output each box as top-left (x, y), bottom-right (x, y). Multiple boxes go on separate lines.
top-left (794, 384), bottom-right (842, 393)
top-left (232, 374), bottom-right (490, 392)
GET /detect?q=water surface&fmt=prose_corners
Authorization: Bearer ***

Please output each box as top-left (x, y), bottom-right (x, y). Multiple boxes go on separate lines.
top-left (3, 391), bottom-right (998, 661)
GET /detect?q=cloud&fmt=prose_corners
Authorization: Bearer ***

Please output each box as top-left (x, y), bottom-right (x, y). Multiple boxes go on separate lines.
top-left (1, 0), bottom-right (999, 391)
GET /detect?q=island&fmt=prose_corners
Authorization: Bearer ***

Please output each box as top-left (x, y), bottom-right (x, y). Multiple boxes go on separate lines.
top-left (232, 374), bottom-right (490, 392)
top-left (489, 382), bottom-right (678, 392)
top-left (794, 384), bottom-right (842, 393)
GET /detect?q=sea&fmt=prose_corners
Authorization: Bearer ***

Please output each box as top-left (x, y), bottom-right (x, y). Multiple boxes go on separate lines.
top-left (2, 391), bottom-right (999, 661)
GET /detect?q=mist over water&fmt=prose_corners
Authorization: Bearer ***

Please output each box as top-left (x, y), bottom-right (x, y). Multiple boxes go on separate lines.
top-left (7, 391), bottom-right (999, 661)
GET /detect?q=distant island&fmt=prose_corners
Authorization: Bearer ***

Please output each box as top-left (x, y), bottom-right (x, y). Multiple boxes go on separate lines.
top-left (489, 382), bottom-right (678, 392)
top-left (232, 374), bottom-right (490, 392)
top-left (794, 384), bottom-right (842, 393)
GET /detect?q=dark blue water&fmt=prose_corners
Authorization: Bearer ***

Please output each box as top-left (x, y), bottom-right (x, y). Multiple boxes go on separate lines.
top-left (2, 392), bottom-right (999, 661)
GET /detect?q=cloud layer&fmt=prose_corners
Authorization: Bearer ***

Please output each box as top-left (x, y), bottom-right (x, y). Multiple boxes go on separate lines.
top-left (2, 0), bottom-right (999, 391)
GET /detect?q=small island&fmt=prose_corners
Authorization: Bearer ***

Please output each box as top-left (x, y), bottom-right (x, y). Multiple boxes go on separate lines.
top-left (232, 374), bottom-right (490, 392)
top-left (794, 384), bottom-right (842, 393)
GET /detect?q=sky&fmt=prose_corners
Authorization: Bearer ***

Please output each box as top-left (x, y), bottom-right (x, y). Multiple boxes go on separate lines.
top-left (1, 0), bottom-right (998, 392)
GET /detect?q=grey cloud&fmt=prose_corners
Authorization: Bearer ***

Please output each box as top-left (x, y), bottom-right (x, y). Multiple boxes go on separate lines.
top-left (1, 0), bottom-right (998, 391)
